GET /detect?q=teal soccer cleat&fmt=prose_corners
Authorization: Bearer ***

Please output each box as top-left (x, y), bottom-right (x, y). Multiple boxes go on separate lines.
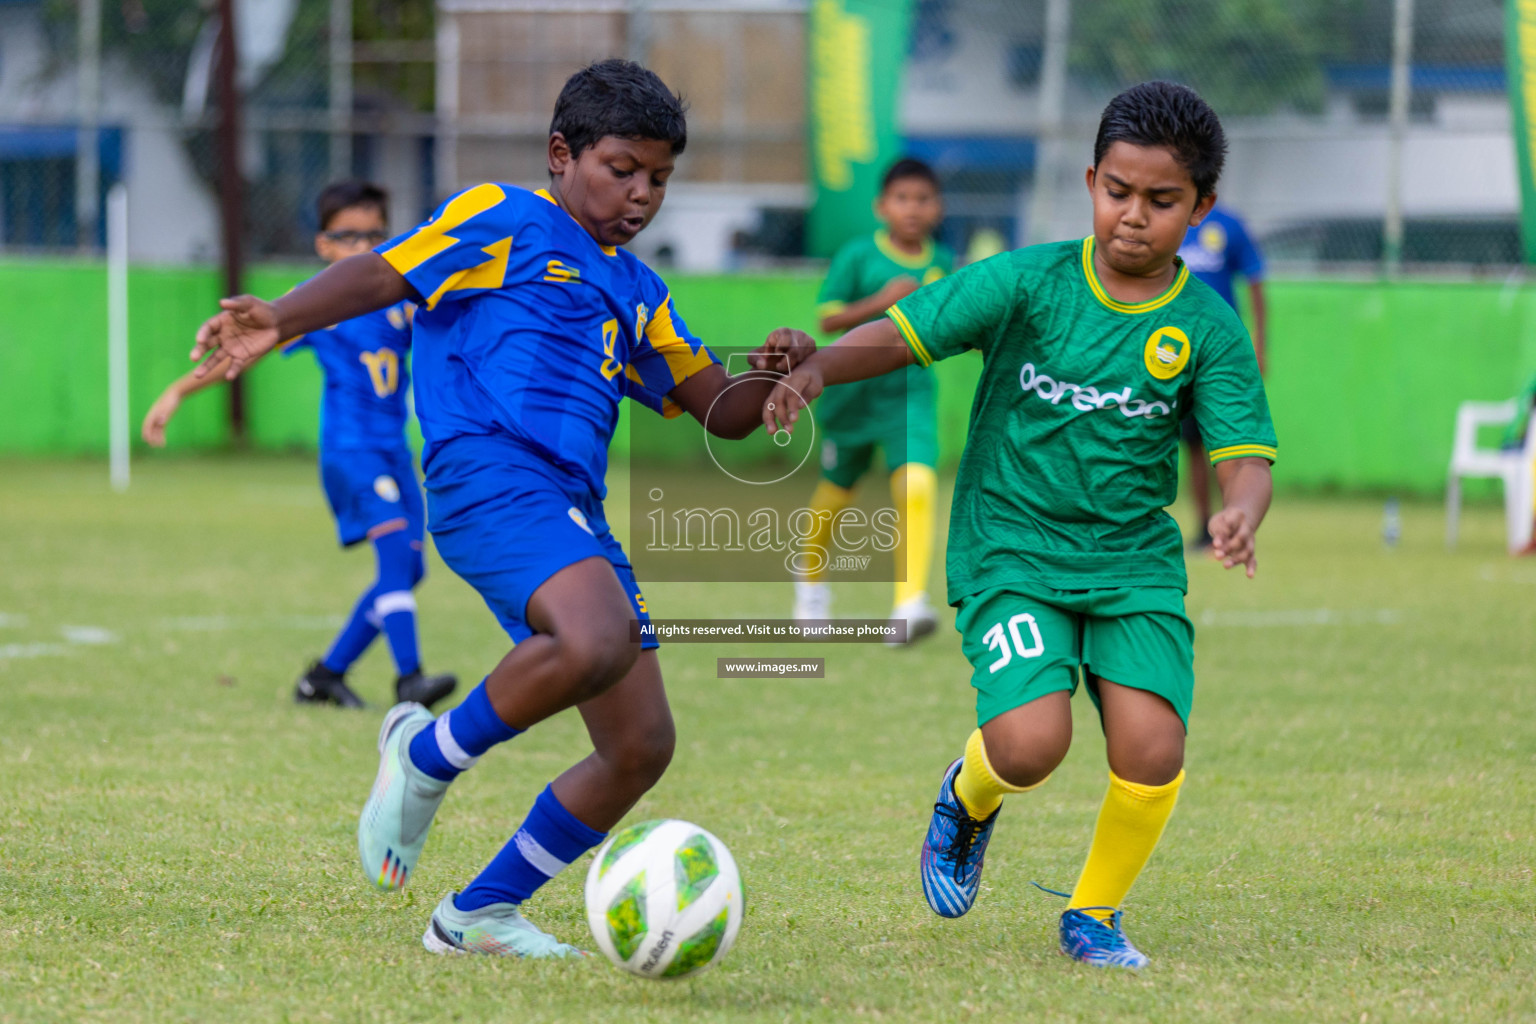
top-left (920, 757), bottom-right (1001, 918)
top-left (1058, 907), bottom-right (1151, 968)
top-left (358, 702), bottom-right (449, 891)
top-left (422, 893), bottom-right (588, 958)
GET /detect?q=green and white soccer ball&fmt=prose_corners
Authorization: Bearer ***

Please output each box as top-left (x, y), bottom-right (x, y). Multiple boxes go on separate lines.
top-left (584, 819), bottom-right (744, 979)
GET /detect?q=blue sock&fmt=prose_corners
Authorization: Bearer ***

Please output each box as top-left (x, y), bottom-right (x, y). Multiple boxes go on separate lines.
top-left (455, 785), bottom-right (606, 911)
top-left (371, 530), bottom-right (422, 676)
top-left (378, 602), bottom-right (421, 676)
top-left (322, 584), bottom-right (383, 673)
top-left (407, 680), bottom-right (520, 782)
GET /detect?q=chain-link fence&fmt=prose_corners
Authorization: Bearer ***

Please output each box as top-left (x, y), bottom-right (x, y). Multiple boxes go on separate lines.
top-left (0, 0), bottom-right (437, 263)
top-left (0, 0), bottom-right (1516, 272)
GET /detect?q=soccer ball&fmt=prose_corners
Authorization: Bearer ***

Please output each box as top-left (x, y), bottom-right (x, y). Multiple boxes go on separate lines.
top-left (584, 819), bottom-right (744, 979)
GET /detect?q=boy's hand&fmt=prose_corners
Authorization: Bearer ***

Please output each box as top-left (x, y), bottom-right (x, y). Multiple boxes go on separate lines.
top-left (191, 295), bottom-right (282, 379)
top-left (746, 327), bottom-right (817, 373)
top-left (875, 276), bottom-right (921, 309)
top-left (1208, 507), bottom-right (1258, 577)
top-left (763, 363), bottom-right (825, 435)
top-left (141, 390), bottom-right (182, 447)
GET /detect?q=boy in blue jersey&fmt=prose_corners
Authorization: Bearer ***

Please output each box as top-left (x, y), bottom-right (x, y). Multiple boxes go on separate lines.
top-left (145, 181), bottom-right (456, 711)
top-left (1175, 204), bottom-right (1267, 548)
top-left (188, 60), bottom-right (815, 957)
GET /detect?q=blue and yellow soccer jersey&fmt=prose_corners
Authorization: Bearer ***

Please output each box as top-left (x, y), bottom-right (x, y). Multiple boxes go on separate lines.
top-left (282, 300), bottom-right (415, 453)
top-left (376, 183), bottom-right (718, 496)
top-left (1177, 205), bottom-right (1263, 310)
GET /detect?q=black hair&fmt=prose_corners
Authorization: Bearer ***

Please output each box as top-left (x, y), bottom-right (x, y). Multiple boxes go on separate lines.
top-left (316, 179), bottom-right (388, 230)
top-left (550, 59), bottom-right (687, 160)
top-left (881, 157), bottom-right (941, 193)
top-left (1093, 82), bottom-right (1226, 199)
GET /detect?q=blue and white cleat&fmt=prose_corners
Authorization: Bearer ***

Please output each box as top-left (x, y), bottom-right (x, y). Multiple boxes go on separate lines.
top-left (920, 757), bottom-right (1001, 918)
top-left (423, 893), bottom-right (588, 958)
top-left (1059, 907), bottom-right (1151, 968)
top-left (358, 701), bottom-right (449, 891)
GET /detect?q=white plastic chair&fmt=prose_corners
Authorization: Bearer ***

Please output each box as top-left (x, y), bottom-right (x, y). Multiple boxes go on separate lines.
top-left (1445, 399), bottom-right (1536, 552)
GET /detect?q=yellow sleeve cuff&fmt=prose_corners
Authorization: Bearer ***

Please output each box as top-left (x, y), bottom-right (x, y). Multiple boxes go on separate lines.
top-left (886, 305), bottom-right (933, 367)
top-left (1208, 443), bottom-right (1277, 465)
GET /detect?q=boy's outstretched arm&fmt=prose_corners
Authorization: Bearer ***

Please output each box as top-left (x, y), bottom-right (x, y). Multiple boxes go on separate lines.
top-left (820, 276), bottom-right (919, 334)
top-left (762, 317), bottom-right (913, 434)
top-left (1209, 457), bottom-right (1273, 577)
top-left (190, 253), bottom-right (409, 380)
top-left (141, 352), bottom-right (268, 446)
top-left (670, 328), bottom-right (817, 439)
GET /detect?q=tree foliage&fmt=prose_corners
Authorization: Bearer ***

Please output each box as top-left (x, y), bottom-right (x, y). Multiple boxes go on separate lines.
top-left (43, 0), bottom-right (435, 114)
top-left (1071, 0), bottom-right (1368, 116)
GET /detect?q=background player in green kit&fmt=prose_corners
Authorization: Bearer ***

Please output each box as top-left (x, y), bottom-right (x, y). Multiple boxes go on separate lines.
top-left (764, 82), bottom-right (1276, 968)
top-left (793, 159), bottom-right (954, 643)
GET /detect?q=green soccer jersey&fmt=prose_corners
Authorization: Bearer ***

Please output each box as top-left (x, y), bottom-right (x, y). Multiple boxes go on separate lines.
top-left (814, 231), bottom-right (955, 442)
top-left (887, 236), bottom-right (1277, 601)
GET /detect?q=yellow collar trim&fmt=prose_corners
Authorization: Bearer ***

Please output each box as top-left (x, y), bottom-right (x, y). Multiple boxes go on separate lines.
top-left (535, 188), bottom-right (618, 256)
top-left (875, 230), bottom-right (934, 269)
top-left (1080, 236), bottom-right (1188, 314)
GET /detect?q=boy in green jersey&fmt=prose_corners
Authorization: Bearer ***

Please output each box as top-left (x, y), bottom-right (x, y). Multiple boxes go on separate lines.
top-left (764, 82), bottom-right (1275, 967)
top-left (793, 159), bottom-right (954, 644)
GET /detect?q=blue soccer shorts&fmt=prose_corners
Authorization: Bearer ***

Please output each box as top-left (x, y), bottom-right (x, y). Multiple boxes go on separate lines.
top-left (319, 446), bottom-right (426, 548)
top-left (424, 433), bottom-right (656, 649)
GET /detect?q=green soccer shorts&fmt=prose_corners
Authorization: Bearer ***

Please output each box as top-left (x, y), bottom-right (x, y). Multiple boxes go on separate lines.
top-left (818, 398), bottom-right (938, 490)
top-left (954, 583), bottom-right (1195, 729)
top-left (819, 428), bottom-right (939, 489)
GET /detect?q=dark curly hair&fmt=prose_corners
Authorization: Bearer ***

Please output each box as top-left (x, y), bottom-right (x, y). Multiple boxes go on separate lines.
top-left (316, 179), bottom-right (388, 231)
top-left (550, 59), bottom-right (688, 160)
top-left (1094, 81), bottom-right (1226, 198)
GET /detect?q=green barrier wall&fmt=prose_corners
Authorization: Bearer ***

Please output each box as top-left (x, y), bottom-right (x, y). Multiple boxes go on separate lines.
top-left (4, 259), bottom-right (1534, 495)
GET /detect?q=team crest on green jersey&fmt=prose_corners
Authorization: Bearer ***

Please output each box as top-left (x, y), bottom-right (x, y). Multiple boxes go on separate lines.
top-left (1143, 326), bottom-right (1191, 381)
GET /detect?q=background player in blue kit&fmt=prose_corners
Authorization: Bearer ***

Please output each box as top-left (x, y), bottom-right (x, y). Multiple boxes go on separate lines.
top-left (143, 180), bottom-right (457, 711)
top-left (1175, 204), bottom-right (1267, 549)
top-left (187, 61), bottom-right (815, 957)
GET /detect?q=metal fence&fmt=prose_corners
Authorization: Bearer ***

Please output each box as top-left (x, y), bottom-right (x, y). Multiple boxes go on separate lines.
top-left (0, 0), bottom-right (1517, 273)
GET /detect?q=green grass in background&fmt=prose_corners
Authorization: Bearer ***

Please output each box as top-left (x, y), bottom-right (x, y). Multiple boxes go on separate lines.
top-left (1, 458), bottom-right (1532, 1022)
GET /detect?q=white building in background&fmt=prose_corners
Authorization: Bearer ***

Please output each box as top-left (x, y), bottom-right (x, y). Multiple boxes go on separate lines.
top-left (0, 0), bottom-right (220, 262)
top-left (0, 0), bottom-right (432, 264)
top-left (430, 0), bottom-right (1518, 271)
top-left (5, 0), bottom-right (1504, 268)
top-left (433, 0), bottom-right (811, 272)
top-left (901, 0), bottom-right (1519, 266)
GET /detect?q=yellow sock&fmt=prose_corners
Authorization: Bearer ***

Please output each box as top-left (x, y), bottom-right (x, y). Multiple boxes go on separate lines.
top-left (1067, 769), bottom-right (1185, 921)
top-left (953, 728), bottom-right (1047, 820)
top-left (802, 479), bottom-right (855, 582)
top-left (890, 463), bottom-right (937, 607)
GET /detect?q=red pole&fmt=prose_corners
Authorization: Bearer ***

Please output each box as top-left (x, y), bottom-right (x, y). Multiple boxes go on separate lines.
top-left (215, 0), bottom-right (247, 443)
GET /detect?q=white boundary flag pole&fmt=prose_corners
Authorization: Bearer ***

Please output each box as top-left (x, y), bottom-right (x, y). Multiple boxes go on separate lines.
top-left (107, 182), bottom-right (129, 492)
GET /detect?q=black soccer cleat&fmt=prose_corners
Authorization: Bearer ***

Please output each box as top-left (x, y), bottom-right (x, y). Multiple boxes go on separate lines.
top-left (396, 670), bottom-right (458, 710)
top-left (294, 659), bottom-right (367, 709)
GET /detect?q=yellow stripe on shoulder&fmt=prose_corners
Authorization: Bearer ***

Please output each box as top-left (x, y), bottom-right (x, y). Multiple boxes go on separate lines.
top-left (887, 306), bottom-right (932, 367)
top-left (421, 235), bottom-right (513, 310)
top-left (380, 183), bottom-right (506, 277)
top-left (645, 295), bottom-right (714, 385)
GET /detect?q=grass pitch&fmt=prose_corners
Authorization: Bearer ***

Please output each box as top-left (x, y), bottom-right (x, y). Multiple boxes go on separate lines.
top-left (1, 457), bottom-right (1532, 1023)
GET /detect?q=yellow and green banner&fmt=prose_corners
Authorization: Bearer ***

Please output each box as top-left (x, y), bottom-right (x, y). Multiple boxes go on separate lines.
top-left (1509, 0), bottom-right (1536, 262)
top-left (806, 0), bottom-right (914, 257)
